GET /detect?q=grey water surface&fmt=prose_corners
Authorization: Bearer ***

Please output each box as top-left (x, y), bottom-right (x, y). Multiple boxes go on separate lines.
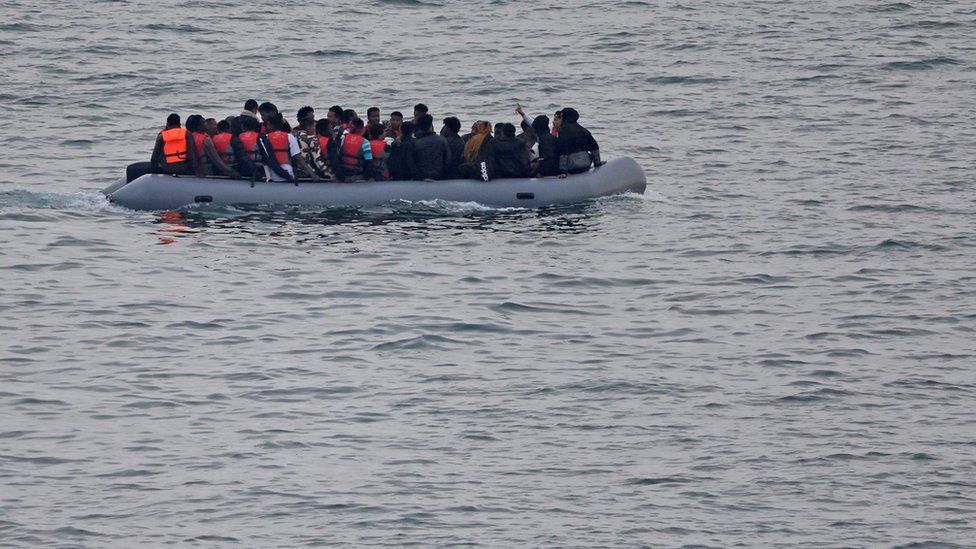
top-left (1, 0), bottom-right (975, 547)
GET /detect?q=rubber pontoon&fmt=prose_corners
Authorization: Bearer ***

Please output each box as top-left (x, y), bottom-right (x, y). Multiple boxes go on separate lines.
top-left (103, 157), bottom-right (646, 211)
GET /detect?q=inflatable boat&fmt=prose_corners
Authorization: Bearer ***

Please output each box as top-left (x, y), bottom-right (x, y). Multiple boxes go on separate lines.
top-left (103, 157), bottom-right (646, 211)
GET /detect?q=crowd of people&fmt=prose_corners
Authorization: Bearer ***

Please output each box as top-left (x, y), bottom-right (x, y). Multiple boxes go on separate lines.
top-left (126, 100), bottom-right (602, 184)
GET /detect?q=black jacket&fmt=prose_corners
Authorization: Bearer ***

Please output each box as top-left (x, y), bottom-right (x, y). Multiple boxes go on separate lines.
top-left (387, 137), bottom-right (417, 181)
top-left (534, 132), bottom-right (560, 176)
top-left (555, 121), bottom-right (599, 157)
top-left (487, 136), bottom-right (531, 179)
top-left (442, 131), bottom-right (464, 180)
top-left (411, 130), bottom-right (451, 180)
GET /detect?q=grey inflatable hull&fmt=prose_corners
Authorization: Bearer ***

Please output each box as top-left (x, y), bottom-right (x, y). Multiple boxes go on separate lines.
top-left (103, 157), bottom-right (646, 211)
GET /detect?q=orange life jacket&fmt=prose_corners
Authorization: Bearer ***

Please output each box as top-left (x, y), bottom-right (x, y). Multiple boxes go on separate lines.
top-left (341, 133), bottom-right (365, 169)
top-left (161, 127), bottom-right (188, 164)
top-left (239, 131), bottom-right (258, 160)
top-left (212, 132), bottom-right (232, 164)
top-left (318, 135), bottom-right (330, 154)
top-left (191, 131), bottom-right (207, 160)
top-left (267, 130), bottom-right (291, 166)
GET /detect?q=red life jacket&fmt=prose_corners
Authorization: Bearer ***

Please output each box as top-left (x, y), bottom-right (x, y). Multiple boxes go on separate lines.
top-left (212, 132), bottom-right (232, 164)
top-left (267, 130), bottom-right (291, 166)
top-left (369, 139), bottom-right (388, 180)
top-left (341, 133), bottom-right (365, 170)
top-left (239, 131), bottom-right (258, 160)
top-left (191, 131), bottom-right (207, 159)
top-left (318, 135), bottom-right (330, 154)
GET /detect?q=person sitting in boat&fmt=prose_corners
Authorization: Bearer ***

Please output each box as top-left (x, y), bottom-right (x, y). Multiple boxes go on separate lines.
top-left (366, 107), bottom-right (382, 131)
top-left (411, 114), bottom-right (451, 181)
top-left (555, 108), bottom-right (600, 174)
top-left (440, 116), bottom-right (464, 180)
top-left (211, 119), bottom-right (234, 168)
top-left (458, 120), bottom-right (493, 180)
top-left (257, 114), bottom-right (318, 182)
top-left (230, 115), bottom-right (259, 179)
top-left (485, 122), bottom-right (531, 180)
top-left (412, 103), bottom-right (429, 124)
top-left (258, 102), bottom-right (291, 134)
top-left (531, 115), bottom-right (562, 177)
top-left (337, 117), bottom-right (375, 182)
top-left (186, 115), bottom-right (239, 178)
top-left (384, 111), bottom-right (404, 140)
top-left (293, 106), bottom-right (315, 137)
top-left (313, 118), bottom-right (335, 181)
top-left (241, 99), bottom-right (259, 121)
top-left (293, 112), bottom-right (318, 175)
top-left (366, 123), bottom-right (389, 180)
top-left (387, 121), bottom-right (417, 181)
top-left (326, 105), bottom-right (343, 132)
top-left (151, 113), bottom-right (196, 175)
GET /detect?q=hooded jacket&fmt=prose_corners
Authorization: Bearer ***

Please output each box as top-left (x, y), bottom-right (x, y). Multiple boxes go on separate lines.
top-left (411, 129), bottom-right (451, 180)
top-left (486, 135), bottom-right (531, 179)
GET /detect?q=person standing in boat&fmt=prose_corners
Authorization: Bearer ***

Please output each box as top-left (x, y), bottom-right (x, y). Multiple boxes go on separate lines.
top-left (555, 107), bottom-right (601, 174)
top-left (240, 99), bottom-right (259, 121)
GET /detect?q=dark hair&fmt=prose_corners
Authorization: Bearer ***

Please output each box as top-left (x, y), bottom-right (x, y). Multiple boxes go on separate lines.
top-left (554, 110), bottom-right (563, 118)
top-left (185, 114), bottom-right (204, 132)
top-left (315, 118), bottom-right (330, 135)
top-left (205, 117), bottom-right (216, 125)
top-left (258, 102), bottom-right (278, 114)
top-left (390, 111), bottom-right (403, 120)
top-left (297, 105), bottom-right (314, 122)
top-left (442, 116), bottom-right (460, 134)
top-left (351, 117), bottom-right (365, 130)
top-left (244, 99), bottom-right (258, 111)
top-left (400, 121), bottom-right (415, 138)
top-left (494, 122), bottom-right (505, 136)
top-left (217, 119), bottom-right (230, 132)
top-left (240, 115), bottom-right (259, 132)
top-left (560, 107), bottom-right (579, 123)
top-left (329, 105), bottom-right (343, 117)
top-left (266, 113), bottom-right (285, 131)
top-left (502, 123), bottom-right (517, 138)
top-left (367, 123), bottom-right (385, 140)
top-left (341, 109), bottom-right (356, 124)
top-left (229, 116), bottom-right (243, 136)
top-left (413, 103), bottom-right (428, 114)
top-left (166, 113), bottom-right (181, 126)
top-left (531, 114), bottom-right (550, 135)
top-left (367, 106), bottom-right (379, 116)
top-left (417, 114), bottom-right (433, 131)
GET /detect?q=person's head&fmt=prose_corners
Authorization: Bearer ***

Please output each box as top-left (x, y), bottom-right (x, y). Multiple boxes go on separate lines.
top-left (315, 118), bottom-right (330, 136)
top-left (165, 113), bottom-right (181, 128)
top-left (258, 102), bottom-right (278, 123)
top-left (560, 107), bottom-right (579, 124)
top-left (494, 122), bottom-right (505, 137)
top-left (441, 116), bottom-right (461, 136)
top-left (240, 115), bottom-right (259, 132)
top-left (389, 111), bottom-right (403, 130)
top-left (229, 116), bottom-right (242, 136)
top-left (416, 114), bottom-right (433, 132)
top-left (367, 123), bottom-right (385, 141)
top-left (244, 99), bottom-right (258, 114)
top-left (349, 117), bottom-right (365, 134)
top-left (400, 121), bottom-right (416, 139)
top-left (204, 118), bottom-right (218, 135)
top-left (413, 103), bottom-right (428, 121)
top-left (341, 109), bottom-right (356, 126)
top-left (502, 123), bottom-right (517, 138)
top-left (366, 106), bottom-right (380, 126)
top-left (296, 106), bottom-right (315, 125)
top-left (185, 114), bottom-right (205, 133)
top-left (266, 113), bottom-right (285, 132)
top-left (531, 114), bottom-right (550, 136)
top-left (553, 109), bottom-right (563, 129)
top-left (217, 119), bottom-right (230, 134)
top-left (327, 105), bottom-right (343, 125)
